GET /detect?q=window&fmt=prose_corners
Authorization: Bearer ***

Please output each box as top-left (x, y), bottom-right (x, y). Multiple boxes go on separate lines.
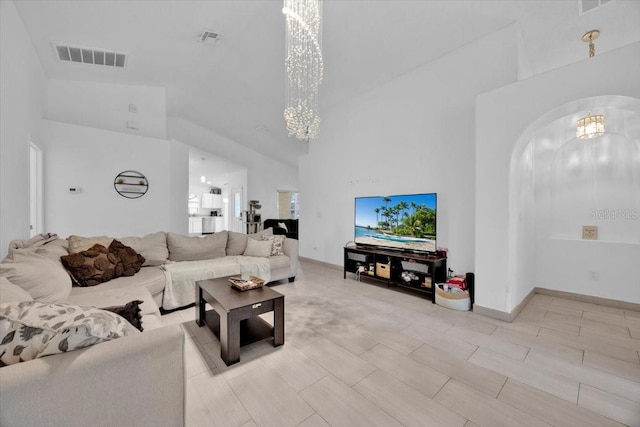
top-left (188, 193), bottom-right (199, 215)
top-left (278, 190), bottom-right (299, 219)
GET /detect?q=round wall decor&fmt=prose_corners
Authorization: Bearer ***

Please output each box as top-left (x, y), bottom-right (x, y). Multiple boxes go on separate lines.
top-left (114, 170), bottom-right (148, 199)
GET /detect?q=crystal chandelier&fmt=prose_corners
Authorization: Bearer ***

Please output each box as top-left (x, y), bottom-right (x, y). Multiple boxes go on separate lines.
top-left (576, 112), bottom-right (605, 139)
top-left (282, 0), bottom-right (323, 141)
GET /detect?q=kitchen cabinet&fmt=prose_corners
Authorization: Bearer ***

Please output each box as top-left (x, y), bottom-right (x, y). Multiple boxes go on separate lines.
top-left (189, 217), bottom-right (203, 234)
top-left (201, 194), bottom-right (222, 209)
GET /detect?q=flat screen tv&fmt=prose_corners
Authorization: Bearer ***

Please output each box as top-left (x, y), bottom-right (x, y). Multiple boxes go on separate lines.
top-left (355, 193), bottom-right (437, 253)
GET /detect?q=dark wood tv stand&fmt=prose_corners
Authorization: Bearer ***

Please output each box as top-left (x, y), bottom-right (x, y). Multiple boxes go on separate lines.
top-left (343, 245), bottom-right (447, 303)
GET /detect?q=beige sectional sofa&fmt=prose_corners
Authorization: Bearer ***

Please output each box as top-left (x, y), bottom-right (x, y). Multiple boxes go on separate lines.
top-left (0, 229), bottom-right (298, 427)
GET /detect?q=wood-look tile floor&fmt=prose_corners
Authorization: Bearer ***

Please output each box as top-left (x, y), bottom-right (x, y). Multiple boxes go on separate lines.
top-left (160, 261), bottom-right (640, 427)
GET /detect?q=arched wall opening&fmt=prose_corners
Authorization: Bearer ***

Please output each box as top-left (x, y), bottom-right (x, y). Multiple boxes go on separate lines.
top-left (508, 95), bottom-right (640, 307)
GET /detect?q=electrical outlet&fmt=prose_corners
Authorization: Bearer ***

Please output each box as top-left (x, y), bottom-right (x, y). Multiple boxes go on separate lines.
top-left (589, 271), bottom-right (599, 281)
top-left (582, 225), bottom-right (598, 240)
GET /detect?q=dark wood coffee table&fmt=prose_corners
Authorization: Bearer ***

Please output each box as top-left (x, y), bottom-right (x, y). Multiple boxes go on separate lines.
top-left (195, 276), bottom-right (284, 365)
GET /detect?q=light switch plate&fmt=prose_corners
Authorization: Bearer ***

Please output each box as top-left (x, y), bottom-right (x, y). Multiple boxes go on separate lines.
top-left (582, 225), bottom-right (598, 240)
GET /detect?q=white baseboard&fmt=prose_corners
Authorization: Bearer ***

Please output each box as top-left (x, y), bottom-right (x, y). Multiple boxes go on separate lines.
top-left (474, 287), bottom-right (639, 322)
top-left (533, 287), bottom-right (640, 312)
top-left (473, 288), bottom-right (536, 322)
top-left (299, 256), bottom-right (342, 271)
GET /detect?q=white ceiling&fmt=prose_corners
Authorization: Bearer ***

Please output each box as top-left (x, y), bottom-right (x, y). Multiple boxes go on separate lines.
top-left (14, 0), bottom-right (640, 164)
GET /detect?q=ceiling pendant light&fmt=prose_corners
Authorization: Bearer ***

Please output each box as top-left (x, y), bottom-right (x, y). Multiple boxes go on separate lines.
top-left (576, 112), bottom-right (605, 139)
top-left (576, 30), bottom-right (604, 140)
top-left (582, 29), bottom-right (600, 58)
top-left (283, 0), bottom-right (324, 141)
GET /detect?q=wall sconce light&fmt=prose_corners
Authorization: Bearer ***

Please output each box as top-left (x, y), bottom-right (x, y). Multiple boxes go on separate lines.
top-left (576, 112), bottom-right (605, 139)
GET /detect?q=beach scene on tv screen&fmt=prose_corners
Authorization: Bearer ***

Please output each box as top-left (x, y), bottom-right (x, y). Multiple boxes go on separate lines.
top-left (355, 194), bottom-right (437, 252)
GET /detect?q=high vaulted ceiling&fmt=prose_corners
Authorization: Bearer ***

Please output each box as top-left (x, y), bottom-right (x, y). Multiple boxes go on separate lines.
top-left (14, 1), bottom-right (640, 165)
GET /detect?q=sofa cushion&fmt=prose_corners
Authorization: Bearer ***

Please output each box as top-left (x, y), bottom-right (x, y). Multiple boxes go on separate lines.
top-left (43, 238), bottom-right (69, 251)
top-left (101, 300), bottom-right (144, 332)
top-left (67, 266), bottom-right (167, 304)
top-left (0, 249), bottom-right (72, 303)
top-left (61, 244), bottom-right (121, 287)
top-left (140, 313), bottom-right (162, 331)
top-left (262, 235), bottom-right (285, 256)
top-left (0, 277), bottom-right (33, 304)
top-left (167, 231), bottom-right (228, 262)
top-left (66, 286), bottom-right (161, 319)
top-left (108, 240), bottom-right (145, 277)
top-left (226, 231), bottom-right (248, 256)
top-left (119, 232), bottom-right (168, 267)
top-left (31, 243), bottom-right (69, 263)
top-left (0, 301), bottom-right (139, 365)
top-left (243, 238), bottom-right (272, 257)
top-left (68, 235), bottom-right (113, 254)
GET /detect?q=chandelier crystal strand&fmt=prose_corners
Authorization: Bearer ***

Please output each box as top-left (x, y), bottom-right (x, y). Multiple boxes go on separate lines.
top-left (283, 0), bottom-right (323, 141)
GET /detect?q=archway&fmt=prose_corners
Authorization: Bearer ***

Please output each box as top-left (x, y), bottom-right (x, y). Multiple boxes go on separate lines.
top-left (507, 95), bottom-right (640, 307)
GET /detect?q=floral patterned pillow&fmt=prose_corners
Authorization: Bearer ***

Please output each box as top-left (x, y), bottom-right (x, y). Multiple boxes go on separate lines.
top-left (0, 301), bottom-right (140, 365)
top-left (262, 235), bottom-right (285, 256)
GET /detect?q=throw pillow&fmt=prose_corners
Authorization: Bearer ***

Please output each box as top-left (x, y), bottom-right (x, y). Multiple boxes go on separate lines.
top-left (262, 235), bottom-right (285, 256)
top-left (0, 301), bottom-right (139, 365)
top-left (248, 227), bottom-right (274, 240)
top-left (108, 240), bottom-right (145, 277)
top-left (167, 231), bottom-right (228, 262)
top-left (0, 249), bottom-right (72, 303)
top-left (68, 235), bottom-right (113, 254)
top-left (226, 229), bottom-right (275, 256)
top-left (119, 232), bottom-right (168, 266)
top-left (60, 244), bottom-right (121, 287)
top-left (243, 238), bottom-right (272, 258)
top-left (0, 277), bottom-right (33, 304)
top-left (100, 300), bottom-right (144, 332)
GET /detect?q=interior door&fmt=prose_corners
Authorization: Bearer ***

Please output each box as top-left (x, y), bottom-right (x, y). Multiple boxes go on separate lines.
top-left (230, 187), bottom-right (243, 233)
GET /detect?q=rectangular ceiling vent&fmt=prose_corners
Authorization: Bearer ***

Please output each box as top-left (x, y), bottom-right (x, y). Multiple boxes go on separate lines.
top-left (54, 43), bottom-right (127, 68)
top-left (579, 0), bottom-right (613, 15)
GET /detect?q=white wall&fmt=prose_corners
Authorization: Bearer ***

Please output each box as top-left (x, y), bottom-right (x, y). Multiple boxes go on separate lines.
top-left (299, 25), bottom-right (519, 270)
top-left (42, 120), bottom-right (188, 238)
top-left (0, 0), bottom-right (47, 259)
top-left (167, 117), bottom-right (298, 224)
top-left (47, 79), bottom-right (167, 139)
top-left (168, 139), bottom-right (190, 234)
top-left (476, 43), bottom-right (640, 313)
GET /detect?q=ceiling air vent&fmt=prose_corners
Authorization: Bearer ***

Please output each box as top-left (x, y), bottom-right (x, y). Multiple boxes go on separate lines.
top-left (579, 0), bottom-right (613, 15)
top-left (54, 44), bottom-right (127, 68)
